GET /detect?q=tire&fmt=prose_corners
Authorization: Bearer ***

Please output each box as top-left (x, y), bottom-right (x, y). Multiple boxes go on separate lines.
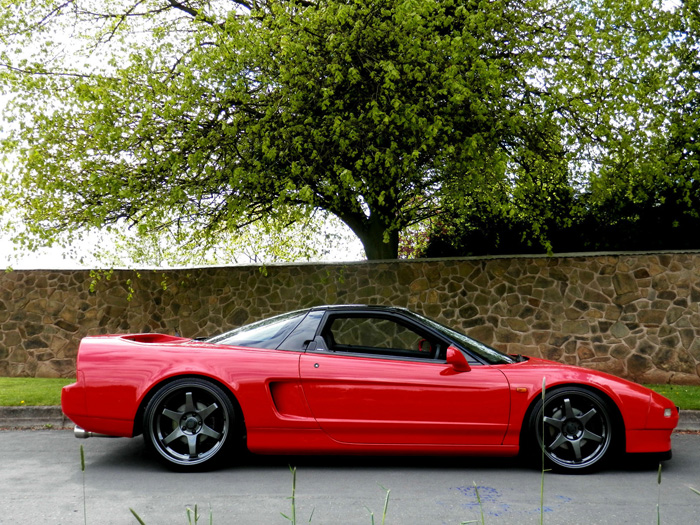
top-left (529, 386), bottom-right (616, 473)
top-left (143, 378), bottom-right (236, 470)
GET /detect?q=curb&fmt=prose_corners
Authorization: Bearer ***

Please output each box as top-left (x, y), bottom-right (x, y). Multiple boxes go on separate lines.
top-left (0, 406), bottom-right (74, 429)
top-left (1, 406), bottom-right (699, 431)
top-left (677, 410), bottom-right (700, 431)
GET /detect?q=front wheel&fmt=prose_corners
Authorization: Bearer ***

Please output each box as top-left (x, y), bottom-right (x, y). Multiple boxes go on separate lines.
top-left (143, 378), bottom-right (236, 470)
top-left (529, 387), bottom-right (617, 473)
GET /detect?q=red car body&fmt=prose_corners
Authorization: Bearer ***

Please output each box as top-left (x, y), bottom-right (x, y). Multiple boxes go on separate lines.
top-left (62, 305), bottom-right (678, 472)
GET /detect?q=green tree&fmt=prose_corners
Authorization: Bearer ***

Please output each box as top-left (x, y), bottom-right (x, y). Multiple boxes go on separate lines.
top-left (423, 1), bottom-right (700, 257)
top-left (0, 0), bottom-right (682, 260)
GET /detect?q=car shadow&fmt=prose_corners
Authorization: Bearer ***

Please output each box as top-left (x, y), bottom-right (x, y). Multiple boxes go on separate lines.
top-left (237, 451), bottom-right (531, 472)
top-left (79, 435), bottom-right (673, 475)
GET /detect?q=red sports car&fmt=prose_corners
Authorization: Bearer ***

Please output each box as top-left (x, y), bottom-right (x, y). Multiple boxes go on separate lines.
top-left (62, 305), bottom-right (678, 472)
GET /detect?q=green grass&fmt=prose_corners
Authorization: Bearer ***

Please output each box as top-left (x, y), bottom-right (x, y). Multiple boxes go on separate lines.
top-left (645, 384), bottom-right (700, 411)
top-left (0, 378), bottom-right (699, 410)
top-left (0, 377), bottom-right (74, 406)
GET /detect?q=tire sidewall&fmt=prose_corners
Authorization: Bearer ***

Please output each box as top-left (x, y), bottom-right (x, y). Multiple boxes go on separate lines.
top-left (528, 386), bottom-right (616, 474)
top-left (143, 378), bottom-right (236, 470)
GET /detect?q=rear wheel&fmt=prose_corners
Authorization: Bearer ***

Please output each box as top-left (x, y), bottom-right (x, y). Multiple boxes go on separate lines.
top-left (529, 387), bottom-right (616, 473)
top-left (143, 378), bottom-right (236, 470)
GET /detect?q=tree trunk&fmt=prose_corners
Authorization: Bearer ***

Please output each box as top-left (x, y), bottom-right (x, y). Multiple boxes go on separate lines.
top-left (355, 222), bottom-right (400, 260)
top-left (335, 210), bottom-right (400, 260)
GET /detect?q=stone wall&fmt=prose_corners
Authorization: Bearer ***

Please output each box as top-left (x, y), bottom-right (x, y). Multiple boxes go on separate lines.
top-left (1, 252), bottom-right (700, 384)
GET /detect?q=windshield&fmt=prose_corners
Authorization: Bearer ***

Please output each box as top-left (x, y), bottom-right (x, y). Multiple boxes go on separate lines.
top-left (403, 310), bottom-right (516, 364)
top-left (206, 310), bottom-right (308, 349)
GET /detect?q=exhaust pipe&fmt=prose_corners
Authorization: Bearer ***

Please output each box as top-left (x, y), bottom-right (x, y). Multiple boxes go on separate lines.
top-left (74, 426), bottom-right (119, 439)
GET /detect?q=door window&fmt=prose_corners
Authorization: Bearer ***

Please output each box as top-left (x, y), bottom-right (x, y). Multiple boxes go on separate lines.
top-left (323, 315), bottom-right (442, 359)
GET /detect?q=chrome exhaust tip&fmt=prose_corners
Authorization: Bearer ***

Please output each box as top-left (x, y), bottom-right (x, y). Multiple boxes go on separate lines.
top-left (74, 426), bottom-right (93, 438)
top-left (74, 426), bottom-right (118, 439)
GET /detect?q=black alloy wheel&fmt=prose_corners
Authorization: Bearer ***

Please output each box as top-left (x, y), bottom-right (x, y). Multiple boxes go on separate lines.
top-left (530, 386), bottom-right (616, 473)
top-left (144, 378), bottom-right (236, 470)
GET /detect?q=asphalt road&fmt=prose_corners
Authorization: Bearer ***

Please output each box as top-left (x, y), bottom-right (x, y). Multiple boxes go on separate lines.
top-left (1, 430), bottom-right (699, 525)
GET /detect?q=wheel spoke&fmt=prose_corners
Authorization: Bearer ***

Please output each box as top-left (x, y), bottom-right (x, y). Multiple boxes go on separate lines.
top-left (162, 408), bottom-right (182, 422)
top-left (570, 438), bottom-right (583, 461)
top-left (582, 429), bottom-right (604, 443)
top-left (544, 415), bottom-right (564, 430)
top-left (563, 398), bottom-right (576, 419)
top-left (548, 432), bottom-right (569, 452)
top-left (579, 408), bottom-right (597, 426)
top-left (186, 434), bottom-right (198, 457)
top-left (197, 402), bottom-right (219, 420)
top-left (184, 392), bottom-right (196, 413)
top-left (163, 427), bottom-right (185, 446)
top-left (200, 424), bottom-right (222, 441)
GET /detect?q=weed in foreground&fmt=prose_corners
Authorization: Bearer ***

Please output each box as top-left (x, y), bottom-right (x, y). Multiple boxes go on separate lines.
top-left (80, 445), bottom-right (87, 525)
top-left (365, 484), bottom-right (390, 525)
top-left (129, 508), bottom-right (146, 525)
top-left (281, 466), bottom-right (314, 524)
top-left (657, 464), bottom-right (663, 525)
top-left (460, 482), bottom-right (485, 525)
top-left (540, 377), bottom-right (548, 525)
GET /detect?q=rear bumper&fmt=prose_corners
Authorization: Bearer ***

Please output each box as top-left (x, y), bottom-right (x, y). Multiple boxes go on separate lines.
top-left (62, 377), bottom-right (133, 437)
top-left (61, 380), bottom-right (86, 423)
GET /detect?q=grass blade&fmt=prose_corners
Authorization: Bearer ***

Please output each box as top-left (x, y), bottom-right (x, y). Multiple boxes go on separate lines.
top-left (281, 466), bottom-right (297, 524)
top-left (130, 508), bottom-right (147, 525)
top-left (473, 482), bottom-right (485, 525)
top-left (379, 484), bottom-right (390, 525)
top-left (657, 463), bottom-right (662, 525)
top-left (80, 445), bottom-right (87, 525)
top-left (541, 377), bottom-right (546, 525)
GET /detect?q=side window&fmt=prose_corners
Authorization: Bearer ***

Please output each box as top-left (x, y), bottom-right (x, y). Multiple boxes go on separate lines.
top-left (207, 311), bottom-right (307, 349)
top-left (324, 315), bottom-right (441, 359)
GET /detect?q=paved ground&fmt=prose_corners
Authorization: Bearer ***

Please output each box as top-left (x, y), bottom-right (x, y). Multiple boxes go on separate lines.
top-left (1, 408), bottom-right (698, 524)
top-left (1, 429), bottom-right (699, 524)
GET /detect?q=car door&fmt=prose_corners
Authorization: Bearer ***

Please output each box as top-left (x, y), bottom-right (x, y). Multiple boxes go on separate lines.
top-left (299, 311), bottom-right (511, 446)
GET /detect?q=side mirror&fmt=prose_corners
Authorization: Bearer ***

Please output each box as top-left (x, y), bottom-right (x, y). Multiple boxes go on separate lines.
top-left (446, 346), bottom-right (471, 372)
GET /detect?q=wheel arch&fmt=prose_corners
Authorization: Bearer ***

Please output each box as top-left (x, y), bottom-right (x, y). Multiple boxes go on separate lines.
top-left (132, 373), bottom-right (245, 438)
top-left (518, 382), bottom-right (626, 452)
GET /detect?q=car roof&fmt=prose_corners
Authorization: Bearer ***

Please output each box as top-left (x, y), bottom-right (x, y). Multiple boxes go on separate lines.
top-left (309, 304), bottom-right (412, 314)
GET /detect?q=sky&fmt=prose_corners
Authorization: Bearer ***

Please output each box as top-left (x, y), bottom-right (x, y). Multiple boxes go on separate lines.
top-left (0, 222), bottom-right (366, 270)
top-left (0, 234), bottom-right (100, 269)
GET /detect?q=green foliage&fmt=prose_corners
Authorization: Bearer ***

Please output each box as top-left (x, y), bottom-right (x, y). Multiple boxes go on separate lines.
top-left (0, 0), bottom-right (695, 260)
top-left (469, 482), bottom-right (485, 525)
top-left (280, 466), bottom-right (298, 524)
top-left (366, 484), bottom-right (390, 525)
top-left (420, 1), bottom-right (700, 257)
top-left (422, 180), bottom-right (700, 256)
top-left (281, 466), bottom-right (315, 524)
